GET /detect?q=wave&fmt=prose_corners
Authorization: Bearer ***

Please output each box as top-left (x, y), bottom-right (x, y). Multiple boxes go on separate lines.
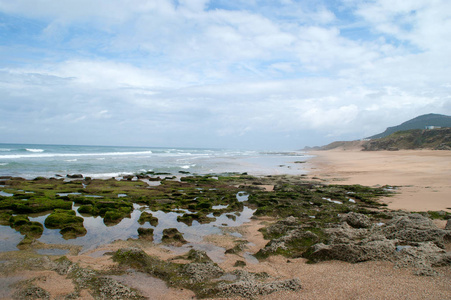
top-left (0, 150), bottom-right (154, 160)
top-left (0, 148), bottom-right (11, 152)
top-left (0, 163), bottom-right (8, 166)
top-left (26, 148), bottom-right (45, 153)
top-left (180, 164), bottom-right (196, 169)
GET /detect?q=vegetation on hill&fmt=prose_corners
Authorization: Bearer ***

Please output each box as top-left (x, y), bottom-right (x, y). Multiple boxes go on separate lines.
top-left (310, 128), bottom-right (451, 151)
top-left (362, 128), bottom-right (451, 151)
top-left (367, 113), bottom-right (451, 139)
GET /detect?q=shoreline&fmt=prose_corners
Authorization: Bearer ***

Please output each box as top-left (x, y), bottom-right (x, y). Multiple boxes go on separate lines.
top-left (305, 149), bottom-right (451, 212)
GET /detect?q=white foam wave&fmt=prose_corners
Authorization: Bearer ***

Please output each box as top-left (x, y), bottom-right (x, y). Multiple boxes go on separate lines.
top-left (65, 159), bottom-right (77, 162)
top-left (26, 148), bottom-right (44, 153)
top-left (0, 150), bottom-right (153, 159)
top-left (82, 172), bottom-right (134, 179)
top-left (0, 163), bottom-right (8, 166)
top-left (0, 148), bottom-right (11, 152)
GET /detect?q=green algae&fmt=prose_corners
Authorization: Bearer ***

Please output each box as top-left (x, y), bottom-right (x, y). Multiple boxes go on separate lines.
top-left (137, 211), bottom-right (158, 226)
top-left (137, 227), bottom-right (154, 240)
top-left (44, 209), bottom-right (86, 239)
top-left (161, 228), bottom-right (187, 245)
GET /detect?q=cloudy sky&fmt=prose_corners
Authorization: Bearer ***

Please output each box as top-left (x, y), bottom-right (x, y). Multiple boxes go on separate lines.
top-left (1, 0), bottom-right (450, 150)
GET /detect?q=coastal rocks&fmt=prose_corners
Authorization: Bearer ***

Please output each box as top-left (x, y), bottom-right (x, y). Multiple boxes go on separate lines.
top-left (13, 285), bottom-right (50, 300)
top-left (44, 209), bottom-right (87, 239)
top-left (95, 277), bottom-right (143, 300)
top-left (137, 227), bottom-right (154, 241)
top-left (446, 219), bottom-right (451, 230)
top-left (342, 212), bottom-right (372, 228)
top-left (395, 242), bottom-right (451, 276)
top-left (381, 213), bottom-right (450, 248)
top-left (113, 248), bottom-right (302, 299)
top-left (310, 239), bottom-right (396, 263)
top-left (138, 212), bottom-right (158, 226)
top-left (215, 271), bottom-right (302, 299)
top-left (181, 262), bottom-right (224, 283)
top-left (304, 211), bottom-right (451, 275)
top-left (258, 229), bottom-right (319, 257)
top-left (161, 228), bottom-right (187, 246)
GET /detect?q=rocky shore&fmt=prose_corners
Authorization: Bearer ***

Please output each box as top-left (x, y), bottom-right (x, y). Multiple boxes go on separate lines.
top-left (0, 168), bottom-right (450, 299)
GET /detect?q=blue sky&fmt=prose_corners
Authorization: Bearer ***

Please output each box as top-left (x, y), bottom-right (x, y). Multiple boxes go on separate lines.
top-left (1, 0), bottom-right (450, 150)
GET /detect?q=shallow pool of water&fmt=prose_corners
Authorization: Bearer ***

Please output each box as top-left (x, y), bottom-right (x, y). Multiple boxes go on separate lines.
top-left (0, 193), bottom-right (256, 254)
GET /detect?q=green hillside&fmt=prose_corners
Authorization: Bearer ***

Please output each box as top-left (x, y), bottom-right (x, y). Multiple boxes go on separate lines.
top-left (367, 113), bottom-right (451, 139)
top-left (362, 128), bottom-right (451, 151)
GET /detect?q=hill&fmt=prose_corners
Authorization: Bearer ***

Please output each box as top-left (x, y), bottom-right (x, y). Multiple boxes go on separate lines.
top-left (362, 128), bottom-right (451, 151)
top-left (367, 113), bottom-right (451, 139)
top-left (309, 128), bottom-right (451, 151)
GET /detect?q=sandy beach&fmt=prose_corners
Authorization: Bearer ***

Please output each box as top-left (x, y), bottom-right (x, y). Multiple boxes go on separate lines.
top-left (306, 149), bottom-right (451, 212)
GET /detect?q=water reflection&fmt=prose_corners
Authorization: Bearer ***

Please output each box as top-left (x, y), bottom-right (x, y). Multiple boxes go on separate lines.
top-left (0, 192), bottom-right (255, 254)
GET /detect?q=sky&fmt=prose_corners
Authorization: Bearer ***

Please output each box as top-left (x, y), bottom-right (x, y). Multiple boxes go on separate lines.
top-left (0, 0), bottom-right (450, 150)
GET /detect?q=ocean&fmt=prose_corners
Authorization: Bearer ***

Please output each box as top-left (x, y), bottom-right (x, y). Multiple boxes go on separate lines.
top-left (0, 143), bottom-right (311, 179)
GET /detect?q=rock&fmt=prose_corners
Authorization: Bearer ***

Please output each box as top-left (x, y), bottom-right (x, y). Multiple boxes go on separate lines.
top-left (309, 239), bottom-right (396, 263)
top-left (14, 286), bottom-right (50, 300)
top-left (181, 262), bottom-right (224, 283)
top-left (445, 219), bottom-right (451, 230)
top-left (234, 260), bottom-right (246, 267)
top-left (187, 249), bottom-right (211, 263)
top-left (325, 222), bottom-right (369, 244)
top-left (96, 277), bottom-right (142, 300)
top-left (259, 230), bottom-right (319, 256)
top-left (137, 227), bottom-right (154, 241)
top-left (304, 211), bottom-right (451, 275)
top-left (395, 242), bottom-right (451, 276)
top-left (342, 212), bottom-right (372, 228)
top-left (161, 228), bottom-right (187, 245)
top-left (382, 214), bottom-right (449, 248)
top-left (66, 174), bottom-right (83, 178)
top-left (217, 276), bottom-right (302, 298)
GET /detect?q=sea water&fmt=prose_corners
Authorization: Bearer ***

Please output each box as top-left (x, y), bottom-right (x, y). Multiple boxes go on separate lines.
top-left (0, 143), bottom-right (311, 178)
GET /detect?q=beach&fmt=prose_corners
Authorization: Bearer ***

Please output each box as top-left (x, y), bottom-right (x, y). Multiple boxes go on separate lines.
top-left (1, 148), bottom-right (450, 299)
top-left (306, 149), bottom-right (451, 212)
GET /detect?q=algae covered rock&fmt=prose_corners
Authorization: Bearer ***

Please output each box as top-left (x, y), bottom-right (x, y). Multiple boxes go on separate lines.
top-left (44, 209), bottom-right (86, 239)
top-left (137, 227), bottom-right (154, 241)
top-left (138, 212), bottom-right (158, 226)
top-left (161, 228), bottom-right (187, 245)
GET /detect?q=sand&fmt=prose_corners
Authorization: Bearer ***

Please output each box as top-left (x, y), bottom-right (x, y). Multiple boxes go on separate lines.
top-left (306, 149), bottom-right (451, 212)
